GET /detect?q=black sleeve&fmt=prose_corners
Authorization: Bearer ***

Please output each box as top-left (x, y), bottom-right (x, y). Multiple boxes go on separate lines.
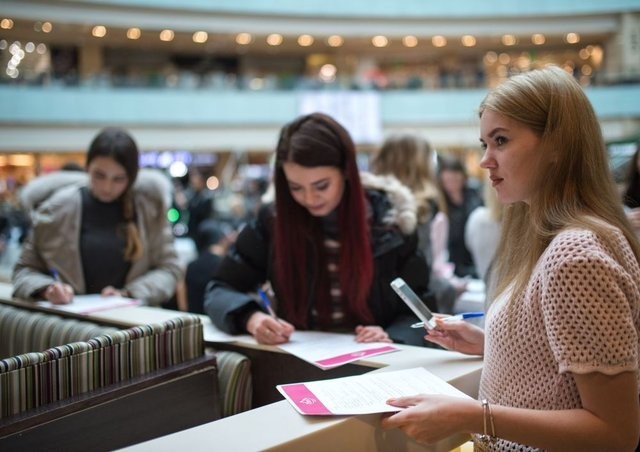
top-left (395, 231), bottom-right (435, 311)
top-left (385, 231), bottom-right (437, 346)
top-left (203, 208), bottom-right (272, 334)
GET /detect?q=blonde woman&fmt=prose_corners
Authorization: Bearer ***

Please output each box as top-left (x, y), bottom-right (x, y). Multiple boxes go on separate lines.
top-left (371, 133), bottom-right (458, 313)
top-left (382, 66), bottom-right (640, 450)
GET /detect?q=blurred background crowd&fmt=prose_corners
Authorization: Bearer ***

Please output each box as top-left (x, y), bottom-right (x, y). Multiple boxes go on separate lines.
top-left (1, 1), bottom-right (639, 300)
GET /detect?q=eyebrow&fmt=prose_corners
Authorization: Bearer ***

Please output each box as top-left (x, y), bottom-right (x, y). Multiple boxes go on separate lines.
top-left (487, 127), bottom-right (508, 138)
top-left (479, 126), bottom-right (509, 143)
top-left (93, 169), bottom-right (127, 179)
top-left (288, 177), bottom-right (330, 187)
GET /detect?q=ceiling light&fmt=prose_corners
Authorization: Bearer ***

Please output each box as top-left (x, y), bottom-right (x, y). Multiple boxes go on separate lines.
top-left (0, 19), bottom-right (14, 30)
top-left (127, 28), bottom-right (141, 40)
top-left (327, 35), bottom-right (343, 47)
top-left (371, 35), bottom-right (388, 47)
top-left (531, 33), bottom-right (545, 45)
top-left (298, 34), bottom-right (314, 46)
top-left (193, 31), bottom-right (208, 43)
top-left (501, 34), bottom-right (517, 46)
top-left (461, 35), bottom-right (476, 47)
top-left (565, 32), bottom-right (580, 44)
top-left (92, 26), bottom-right (107, 38)
top-left (319, 64), bottom-right (337, 82)
top-left (266, 34), bottom-right (283, 46)
top-left (402, 36), bottom-right (418, 47)
top-left (159, 29), bottom-right (175, 42)
top-left (236, 33), bottom-right (252, 45)
top-left (432, 35), bottom-right (447, 47)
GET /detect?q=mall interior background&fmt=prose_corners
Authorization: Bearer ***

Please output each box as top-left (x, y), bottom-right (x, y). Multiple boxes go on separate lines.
top-left (0, 0), bottom-right (639, 255)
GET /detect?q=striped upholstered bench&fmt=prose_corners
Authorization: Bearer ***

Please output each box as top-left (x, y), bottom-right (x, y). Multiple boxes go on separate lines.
top-left (0, 303), bottom-right (252, 418)
top-left (0, 304), bottom-right (121, 359)
top-left (0, 304), bottom-right (252, 449)
top-left (0, 314), bottom-right (204, 418)
top-left (215, 347), bottom-right (253, 416)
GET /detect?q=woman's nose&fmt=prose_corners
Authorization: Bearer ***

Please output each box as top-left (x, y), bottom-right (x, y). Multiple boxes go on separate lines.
top-left (303, 190), bottom-right (316, 205)
top-left (479, 151), bottom-right (494, 169)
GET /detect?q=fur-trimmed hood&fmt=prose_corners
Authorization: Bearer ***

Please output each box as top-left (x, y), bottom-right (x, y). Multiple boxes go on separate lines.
top-left (20, 168), bottom-right (173, 212)
top-left (260, 171), bottom-right (417, 235)
top-left (359, 171), bottom-right (417, 235)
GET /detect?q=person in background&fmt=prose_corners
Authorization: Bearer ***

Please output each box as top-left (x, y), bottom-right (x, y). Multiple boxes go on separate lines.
top-left (437, 155), bottom-right (482, 278)
top-left (60, 161), bottom-right (84, 172)
top-left (464, 178), bottom-right (504, 283)
top-left (0, 186), bottom-right (30, 279)
top-left (370, 133), bottom-right (457, 314)
top-left (184, 219), bottom-right (235, 314)
top-left (0, 206), bottom-right (9, 260)
top-left (382, 66), bottom-right (640, 450)
top-left (204, 112), bottom-right (433, 345)
top-left (13, 127), bottom-right (183, 306)
top-left (186, 167), bottom-right (215, 242)
top-left (623, 144), bottom-right (640, 238)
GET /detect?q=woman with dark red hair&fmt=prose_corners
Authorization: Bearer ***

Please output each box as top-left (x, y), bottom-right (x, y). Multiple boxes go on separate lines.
top-left (204, 113), bottom-right (433, 345)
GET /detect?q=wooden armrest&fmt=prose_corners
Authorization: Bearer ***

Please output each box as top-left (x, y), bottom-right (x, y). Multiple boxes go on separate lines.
top-left (0, 355), bottom-right (220, 451)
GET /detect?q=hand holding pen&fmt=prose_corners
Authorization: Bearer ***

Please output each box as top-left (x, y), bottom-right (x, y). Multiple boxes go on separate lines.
top-left (410, 311), bottom-right (484, 329)
top-left (246, 289), bottom-right (294, 345)
top-left (44, 268), bottom-right (74, 304)
top-left (422, 312), bottom-right (486, 356)
top-left (258, 289), bottom-right (279, 319)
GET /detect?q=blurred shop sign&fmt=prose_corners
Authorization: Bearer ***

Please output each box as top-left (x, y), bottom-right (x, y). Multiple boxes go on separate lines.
top-left (298, 91), bottom-right (382, 145)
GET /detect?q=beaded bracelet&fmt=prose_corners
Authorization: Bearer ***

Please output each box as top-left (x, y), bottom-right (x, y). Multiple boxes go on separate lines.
top-left (478, 398), bottom-right (497, 446)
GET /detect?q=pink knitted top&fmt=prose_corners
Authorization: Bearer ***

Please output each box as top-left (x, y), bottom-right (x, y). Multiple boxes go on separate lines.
top-left (479, 227), bottom-right (640, 451)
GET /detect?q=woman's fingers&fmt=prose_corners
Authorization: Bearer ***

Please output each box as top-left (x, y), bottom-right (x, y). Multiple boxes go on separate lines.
top-left (46, 283), bottom-right (72, 304)
top-left (355, 325), bottom-right (390, 343)
top-left (255, 316), bottom-right (294, 344)
top-left (386, 395), bottom-right (424, 407)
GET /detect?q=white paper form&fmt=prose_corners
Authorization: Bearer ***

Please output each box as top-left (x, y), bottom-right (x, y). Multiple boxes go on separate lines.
top-left (202, 318), bottom-right (255, 343)
top-left (36, 294), bottom-right (142, 315)
top-left (277, 330), bottom-right (398, 369)
top-left (277, 367), bottom-right (472, 415)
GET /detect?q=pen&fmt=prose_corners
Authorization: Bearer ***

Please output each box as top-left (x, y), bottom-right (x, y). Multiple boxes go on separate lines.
top-left (411, 311), bottom-right (484, 328)
top-left (50, 268), bottom-right (60, 282)
top-left (258, 289), bottom-right (278, 319)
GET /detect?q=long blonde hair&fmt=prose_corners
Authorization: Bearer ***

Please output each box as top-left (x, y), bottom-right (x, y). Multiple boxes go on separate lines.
top-left (371, 133), bottom-right (444, 222)
top-left (481, 66), bottom-right (640, 301)
top-left (483, 177), bottom-right (504, 223)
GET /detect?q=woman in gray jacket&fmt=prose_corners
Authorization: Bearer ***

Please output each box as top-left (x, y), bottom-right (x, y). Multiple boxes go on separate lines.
top-left (12, 127), bottom-right (182, 306)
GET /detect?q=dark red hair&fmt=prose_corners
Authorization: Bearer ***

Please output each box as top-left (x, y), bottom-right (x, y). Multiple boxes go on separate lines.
top-left (273, 113), bottom-right (374, 328)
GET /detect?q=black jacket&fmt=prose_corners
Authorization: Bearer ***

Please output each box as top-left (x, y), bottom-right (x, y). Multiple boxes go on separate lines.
top-left (204, 173), bottom-right (434, 345)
